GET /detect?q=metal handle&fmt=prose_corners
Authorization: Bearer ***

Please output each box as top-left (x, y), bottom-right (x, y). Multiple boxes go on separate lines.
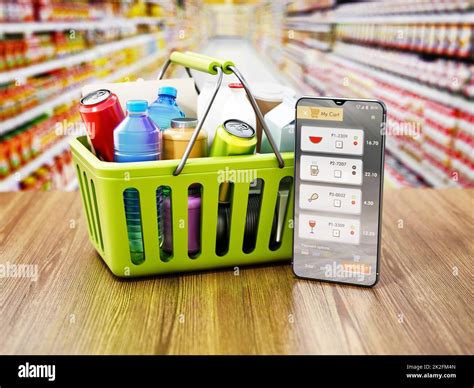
top-left (173, 67), bottom-right (223, 175)
top-left (156, 52), bottom-right (286, 175)
top-left (228, 65), bottom-right (285, 169)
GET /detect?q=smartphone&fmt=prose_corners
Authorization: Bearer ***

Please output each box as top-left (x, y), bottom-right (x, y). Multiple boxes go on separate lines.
top-left (292, 97), bottom-right (386, 287)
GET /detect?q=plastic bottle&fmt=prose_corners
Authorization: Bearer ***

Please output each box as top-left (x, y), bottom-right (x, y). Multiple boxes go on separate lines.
top-left (218, 83), bottom-right (256, 143)
top-left (148, 87), bottom-right (185, 254)
top-left (148, 86), bottom-right (185, 131)
top-left (162, 117), bottom-right (208, 160)
top-left (114, 100), bottom-right (161, 264)
top-left (197, 81), bottom-right (230, 149)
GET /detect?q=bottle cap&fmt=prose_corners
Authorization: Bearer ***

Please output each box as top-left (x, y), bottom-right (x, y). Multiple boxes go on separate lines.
top-left (126, 100), bottom-right (148, 113)
top-left (159, 86), bottom-right (177, 98)
top-left (223, 119), bottom-right (255, 138)
top-left (171, 117), bottom-right (198, 129)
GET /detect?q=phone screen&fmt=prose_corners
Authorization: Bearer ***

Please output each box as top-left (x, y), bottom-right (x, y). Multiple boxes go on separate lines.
top-left (292, 98), bottom-right (386, 287)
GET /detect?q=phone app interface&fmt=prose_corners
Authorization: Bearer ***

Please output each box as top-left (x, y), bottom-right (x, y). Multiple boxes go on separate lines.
top-left (293, 100), bottom-right (385, 286)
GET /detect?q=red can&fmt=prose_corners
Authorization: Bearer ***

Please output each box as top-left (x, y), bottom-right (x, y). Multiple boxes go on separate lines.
top-left (79, 89), bottom-right (125, 162)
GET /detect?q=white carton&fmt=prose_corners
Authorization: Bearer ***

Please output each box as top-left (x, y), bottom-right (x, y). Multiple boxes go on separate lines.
top-left (260, 95), bottom-right (296, 153)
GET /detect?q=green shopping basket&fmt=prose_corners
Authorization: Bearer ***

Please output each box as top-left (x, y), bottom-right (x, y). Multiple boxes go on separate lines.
top-left (70, 51), bottom-right (295, 277)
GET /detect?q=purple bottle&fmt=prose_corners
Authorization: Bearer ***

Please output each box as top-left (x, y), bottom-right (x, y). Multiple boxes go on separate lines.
top-left (163, 193), bottom-right (201, 256)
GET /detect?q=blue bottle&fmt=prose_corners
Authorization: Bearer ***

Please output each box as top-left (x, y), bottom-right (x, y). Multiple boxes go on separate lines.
top-left (149, 86), bottom-right (184, 255)
top-left (148, 86), bottom-right (185, 131)
top-left (114, 100), bottom-right (161, 264)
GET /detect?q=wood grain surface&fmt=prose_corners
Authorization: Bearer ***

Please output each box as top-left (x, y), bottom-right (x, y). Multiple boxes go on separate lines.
top-left (0, 189), bottom-right (472, 355)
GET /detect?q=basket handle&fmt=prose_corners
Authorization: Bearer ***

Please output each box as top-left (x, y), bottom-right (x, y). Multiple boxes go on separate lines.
top-left (156, 51), bottom-right (286, 174)
top-left (185, 51), bottom-right (235, 75)
top-left (169, 51), bottom-right (220, 75)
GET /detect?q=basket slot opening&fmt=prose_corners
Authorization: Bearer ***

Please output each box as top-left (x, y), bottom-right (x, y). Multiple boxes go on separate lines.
top-left (76, 165), bottom-right (94, 241)
top-left (158, 185), bottom-right (173, 262)
top-left (82, 171), bottom-right (98, 245)
top-left (243, 178), bottom-right (264, 254)
top-left (123, 188), bottom-right (145, 265)
top-left (216, 182), bottom-right (234, 257)
top-left (90, 179), bottom-right (104, 252)
top-left (269, 176), bottom-right (293, 251)
top-left (200, 179), bottom-right (218, 259)
top-left (188, 183), bottom-right (202, 259)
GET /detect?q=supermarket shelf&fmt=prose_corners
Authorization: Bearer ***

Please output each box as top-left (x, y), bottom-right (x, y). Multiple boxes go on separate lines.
top-left (0, 136), bottom-right (72, 191)
top-left (383, 168), bottom-right (405, 189)
top-left (305, 74), bottom-right (326, 93)
top-left (386, 143), bottom-right (455, 188)
top-left (284, 24), bottom-right (332, 33)
top-left (291, 12), bottom-right (474, 25)
top-left (287, 4), bottom-right (335, 16)
top-left (303, 39), bottom-right (331, 51)
top-left (332, 43), bottom-right (473, 95)
top-left (332, 12), bottom-right (474, 25)
top-left (103, 50), bottom-right (165, 82)
top-left (0, 88), bottom-right (82, 135)
top-left (0, 50), bottom-right (165, 135)
top-left (0, 33), bottom-right (160, 84)
top-left (329, 53), bottom-right (471, 111)
top-left (0, 17), bottom-right (164, 34)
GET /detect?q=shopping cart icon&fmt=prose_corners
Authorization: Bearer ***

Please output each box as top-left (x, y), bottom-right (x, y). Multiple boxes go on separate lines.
top-left (310, 108), bottom-right (320, 118)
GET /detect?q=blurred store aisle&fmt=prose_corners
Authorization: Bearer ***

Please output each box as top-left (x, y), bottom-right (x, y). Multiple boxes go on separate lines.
top-left (192, 37), bottom-right (292, 88)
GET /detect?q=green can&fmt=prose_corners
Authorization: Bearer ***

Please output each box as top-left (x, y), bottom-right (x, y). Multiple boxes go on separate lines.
top-left (210, 119), bottom-right (257, 202)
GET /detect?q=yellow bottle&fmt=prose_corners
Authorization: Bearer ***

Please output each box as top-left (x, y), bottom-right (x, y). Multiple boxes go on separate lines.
top-left (162, 118), bottom-right (208, 160)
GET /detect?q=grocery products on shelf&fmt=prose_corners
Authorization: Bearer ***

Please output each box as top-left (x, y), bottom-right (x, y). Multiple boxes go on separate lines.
top-left (0, 0), bottom-right (174, 23)
top-left (1, 64), bottom-right (95, 121)
top-left (251, 0), bottom-right (474, 188)
top-left (333, 0), bottom-right (473, 16)
top-left (333, 42), bottom-right (473, 97)
top-left (384, 153), bottom-right (427, 188)
top-left (19, 148), bottom-right (76, 191)
top-left (0, 101), bottom-right (79, 179)
top-left (336, 20), bottom-right (474, 59)
top-left (304, 51), bottom-right (473, 187)
top-left (287, 0), bottom-right (335, 15)
top-left (0, 31), bottom-right (89, 71)
top-left (0, 0), bottom-right (206, 192)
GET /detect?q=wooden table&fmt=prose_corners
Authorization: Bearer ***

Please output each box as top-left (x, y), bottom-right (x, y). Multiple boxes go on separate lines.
top-left (0, 189), bottom-right (472, 355)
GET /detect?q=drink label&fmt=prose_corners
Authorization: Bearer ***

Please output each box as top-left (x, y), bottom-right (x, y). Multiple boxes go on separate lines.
top-left (299, 184), bottom-right (362, 215)
top-left (299, 213), bottom-right (361, 244)
top-left (300, 155), bottom-right (363, 185)
top-left (301, 126), bottom-right (364, 155)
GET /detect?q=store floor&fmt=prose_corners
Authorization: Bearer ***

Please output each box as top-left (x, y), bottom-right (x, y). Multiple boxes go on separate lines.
top-left (191, 37), bottom-right (291, 89)
top-left (0, 189), bottom-right (472, 354)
